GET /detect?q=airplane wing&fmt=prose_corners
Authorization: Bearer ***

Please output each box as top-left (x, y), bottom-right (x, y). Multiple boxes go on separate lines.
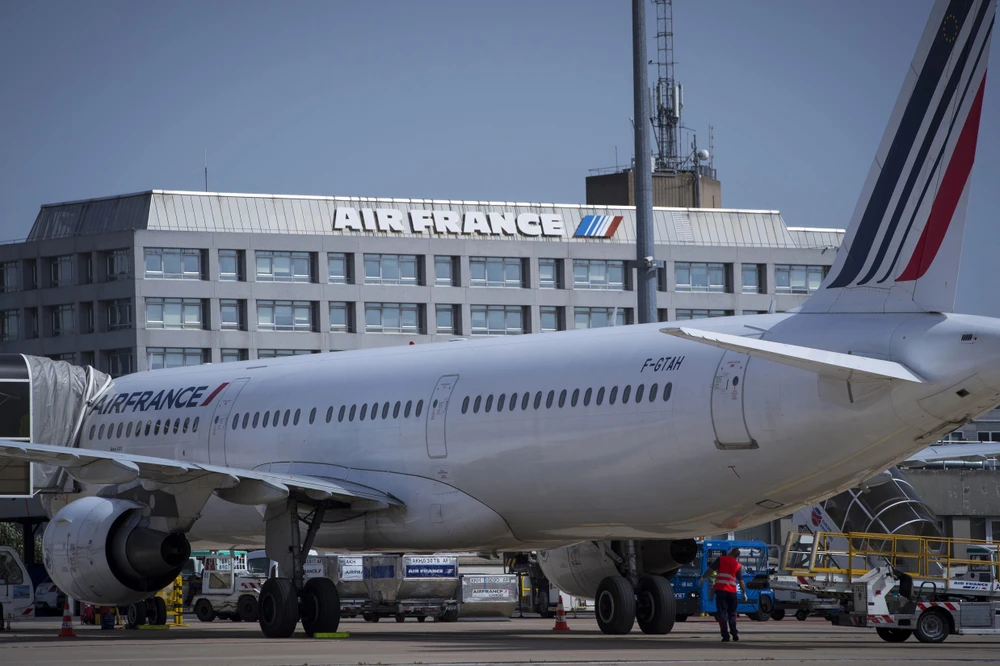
top-left (661, 326), bottom-right (924, 384)
top-left (0, 440), bottom-right (402, 509)
top-left (906, 443), bottom-right (1000, 463)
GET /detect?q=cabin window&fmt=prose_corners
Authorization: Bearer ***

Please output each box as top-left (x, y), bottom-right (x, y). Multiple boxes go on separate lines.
top-left (584, 388), bottom-right (592, 406)
top-left (649, 383), bottom-right (658, 402)
top-left (360, 404), bottom-right (368, 420)
top-left (144, 421), bottom-right (151, 436)
top-left (172, 420), bottom-right (179, 434)
top-left (309, 408), bottom-right (316, 424)
top-left (534, 392), bottom-right (542, 410)
top-left (382, 403), bottom-right (390, 419)
top-left (393, 402), bottom-right (401, 418)
top-left (473, 396), bottom-right (482, 414)
top-left (154, 420), bottom-right (162, 435)
top-left (89, 425), bottom-right (96, 440)
top-left (622, 385), bottom-right (631, 404)
top-left (558, 389), bottom-right (567, 408)
top-left (609, 387), bottom-right (618, 405)
top-left (349, 405), bottom-right (356, 421)
top-left (99, 424), bottom-right (105, 439)
top-left (283, 410), bottom-right (290, 426)
top-left (635, 385), bottom-right (645, 403)
top-left (272, 411), bottom-right (280, 427)
top-left (370, 403), bottom-right (377, 421)
top-left (496, 394), bottom-right (506, 412)
top-left (163, 419), bottom-right (170, 434)
top-left (521, 393), bottom-right (530, 410)
top-left (485, 395), bottom-right (493, 413)
top-left (416, 400), bottom-right (424, 417)
top-left (663, 382), bottom-right (672, 402)
top-left (183, 417), bottom-right (190, 433)
top-left (339, 406), bottom-right (346, 422)
top-left (251, 413), bottom-right (259, 428)
top-left (326, 406), bottom-right (333, 423)
top-left (571, 389), bottom-right (579, 407)
top-left (193, 417), bottom-right (199, 432)
top-left (596, 388), bottom-right (605, 406)
top-left (126, 422), bottom-right (133, 437)
top-left (508, 393), bottom-right (517, 411)
top-left (242, 414), bottom-right (249, 429)
top-left (404, 401), bottom-right (412, 418)
top-left (262, 411), bottom-right (270, 428)
top-left (117, 423), bottom-right (125, 438)
top-left (545, 391), bottom-right (554, 409)
top-left (294, 409), bottom-right (301, 425)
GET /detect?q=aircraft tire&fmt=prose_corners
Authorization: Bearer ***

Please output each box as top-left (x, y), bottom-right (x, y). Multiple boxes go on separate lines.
top-left (770, 608), bottom-right (785, 621)
top-left (258, 578), bottom-right (298, 638)
top-left (300, 577), bottom-right (340, 637)
top-left (595, 576), bottom-right (635, 635)
top-left (126, 601), bottom-right (147, 628)
top-left (795, 609), bottom-right (808, 621)
top-left (914, 608), bottom-right (949, 644)
top-left (152, 597), bottom-right (168, 625)
top-left (636, 575), bottom-right (676, 635)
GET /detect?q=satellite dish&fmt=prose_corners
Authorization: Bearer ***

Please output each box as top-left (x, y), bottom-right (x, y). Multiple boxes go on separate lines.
top-left (696, 149), bottom-right (710, 161)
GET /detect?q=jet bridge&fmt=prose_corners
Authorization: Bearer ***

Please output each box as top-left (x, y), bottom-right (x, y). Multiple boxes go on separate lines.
top-left (0, 354), bottom-right (111, 497)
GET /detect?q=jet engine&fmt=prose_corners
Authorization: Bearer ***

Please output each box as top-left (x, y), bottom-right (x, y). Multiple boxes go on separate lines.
top-left (537, 539), bottom-right (697, 599)
top-left (43, 496), bottom-right (191, 605)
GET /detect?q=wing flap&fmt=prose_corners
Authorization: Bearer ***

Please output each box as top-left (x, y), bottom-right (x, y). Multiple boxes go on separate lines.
top-left (0, 441), bottom-right (403, 508)
top-left (661, 326), bottom-right (924, 383)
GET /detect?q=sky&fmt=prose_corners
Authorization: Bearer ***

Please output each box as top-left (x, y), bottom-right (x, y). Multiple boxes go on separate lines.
top-left (1, 1), bottom-right (997, 314)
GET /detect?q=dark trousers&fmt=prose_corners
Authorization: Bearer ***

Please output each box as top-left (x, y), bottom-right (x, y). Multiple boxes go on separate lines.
top-left (714, 590), bottom-right (739, 639)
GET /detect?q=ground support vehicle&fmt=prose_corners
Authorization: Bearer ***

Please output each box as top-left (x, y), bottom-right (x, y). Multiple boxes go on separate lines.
top-left (671, 539), bottom-right (775, 622)
top-left (33, 579), bottom-right (64, 617)
top-left (770, 587), bottom-right (840, 621)
top-left (189, 553), bottom-right (264, 623)
top-left (360, 555), bottom-right (460, 622)
top-left (0, 547), bottom-right (34, 627)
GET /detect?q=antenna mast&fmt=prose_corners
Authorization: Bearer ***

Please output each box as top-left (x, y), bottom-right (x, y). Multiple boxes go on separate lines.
top-left (652, 0), bottom-right (681, 171)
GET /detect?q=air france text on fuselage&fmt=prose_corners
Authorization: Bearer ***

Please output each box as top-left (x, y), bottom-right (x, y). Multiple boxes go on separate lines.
top-left (332, 207), bottom-right (566, 237)
top-left (92, 382), bottom-right (228, 415)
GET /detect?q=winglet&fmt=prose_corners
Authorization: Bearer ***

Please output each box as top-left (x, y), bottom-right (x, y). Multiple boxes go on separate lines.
top-left (662, 326), bottom-right (924, 383)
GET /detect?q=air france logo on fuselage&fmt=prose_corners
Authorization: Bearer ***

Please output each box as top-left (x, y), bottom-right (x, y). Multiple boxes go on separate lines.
top-left (92, 382), bottom-right (229, 415)
top-left (574, 215), bottom-right (623, 238)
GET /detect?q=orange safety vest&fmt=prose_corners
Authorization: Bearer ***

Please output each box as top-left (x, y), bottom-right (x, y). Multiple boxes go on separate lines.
top-left (713, 555), bottom-right (742, 593)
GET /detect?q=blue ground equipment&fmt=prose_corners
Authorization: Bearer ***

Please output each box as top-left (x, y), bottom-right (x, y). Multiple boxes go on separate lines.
top-left (671, 540), bottom-right (774, 621)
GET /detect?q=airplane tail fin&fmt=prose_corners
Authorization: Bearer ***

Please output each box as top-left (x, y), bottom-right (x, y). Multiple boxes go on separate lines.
top-left (803, 0), bottom-right (995, 314)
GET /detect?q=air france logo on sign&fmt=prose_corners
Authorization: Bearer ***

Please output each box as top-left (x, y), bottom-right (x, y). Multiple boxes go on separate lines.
top-left (574, 215), bottom-right (623, 238)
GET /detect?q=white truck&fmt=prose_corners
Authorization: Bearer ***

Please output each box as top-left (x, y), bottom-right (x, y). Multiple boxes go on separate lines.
top-left (190, 552), bottom-right (265, 623)
top-left (0, 547), bottom-right (35, 628)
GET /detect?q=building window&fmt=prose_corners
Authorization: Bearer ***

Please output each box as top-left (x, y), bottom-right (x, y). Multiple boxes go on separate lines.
top-left (0, 261), bottom-right (19, 293)
top-left (470, 257), bottom-right (524, 288)
top-left (775, 264), bottom-right (828, 294)
top-left (255, 250), bottom-right (313, 282)
top-left (675, 309), bottom-right (733, 320)
top-left (574, 307), bottom-right (631, 329)
top-left (49, 304), bottom-right (75, 337)
top-left (365, 303), bottom-right (423, 334)
top-left (573, 259), bottom-right (626, 290)
top-left (258, 349), bottom-right (317, 359)
top-left (435, 256), bottom-right (458, 287)
top-left (742, 263), bottom-right (765, 294)
top-left (742, 310), bottom-right (767, 316)
top-left (0, 310), bottom-right (18, 341)
top-left (105, 299), bottom-right (132, 331)
top-left (675, 262), bottom-right (728, 292)
top-left (49, 352), bottom-right (75, 363)
top-left (364, 254), bottom-right (420, 286)
top-left (147, 347), bottom-right (206, 370)
top-left (79, 302), bottom-right (95, 334)
top-left (48, 255), bottom-right (73, 287)
top-left (78, 253), bottom-right (93, 284)
top-left (257, 300), bottom-right (315, 332)
top-left (80, 351), bottom-right (95, 366)
top-left (221, 349), bottom-right (248, 363)
top-left (144, 248), bottom-right (204, 280)
top-left (328, 253), bottom-right (352, 284)
top-left (538, 259), bottom-right (563, 289)
top-left (977, 431), bottom-right (1000, 443)
top-left (106, 349), bottom-right (134, 377)
top-left (435, 304), bottom-right (460, 335)
top-left (23, 259), bottom-right (37, 290)
top-left (220, 299), bottom-right (247, 330)
top-left (540, 306), bottom-right (564, 332)
top-left (145, 298), bottom-right (205, 330)
top-left (105, 249), bottom-right (132, 281)
top-left (219, 250), bottom-right (244, 281)
top-left (471, 305), bottom-right (525, 336)
top-left (329, 302), bottom-right (353, 332)
top-left (24, 308), bottom-right (38, 338)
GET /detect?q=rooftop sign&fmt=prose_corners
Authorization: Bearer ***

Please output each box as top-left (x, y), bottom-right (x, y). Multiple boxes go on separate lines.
top-left (332, 207), bottom-right (566, 238)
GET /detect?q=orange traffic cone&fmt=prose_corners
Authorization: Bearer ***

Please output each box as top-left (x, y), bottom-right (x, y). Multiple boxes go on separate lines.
top-left (552, 595), bottom-right (570, 631)
top-left (58, 599), bottom-right (78, 637)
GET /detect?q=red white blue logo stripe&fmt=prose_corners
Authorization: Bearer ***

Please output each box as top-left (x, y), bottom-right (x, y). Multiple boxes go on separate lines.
top-left (574, 215), bottom-right (623, 238)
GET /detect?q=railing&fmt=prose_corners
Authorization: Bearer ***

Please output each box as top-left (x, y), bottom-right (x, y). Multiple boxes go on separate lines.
top-left (784, 531), bottom-right (997, 583)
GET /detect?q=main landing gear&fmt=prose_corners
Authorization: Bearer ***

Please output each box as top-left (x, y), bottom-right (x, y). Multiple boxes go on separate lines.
top-left (595, 542), bottom-right (677, 635)
top-left (258, 498), bottom-right (342, 638)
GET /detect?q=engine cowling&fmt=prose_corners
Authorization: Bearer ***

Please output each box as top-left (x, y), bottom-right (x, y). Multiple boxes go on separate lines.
top-left (43, 496), bottom-right (191, 605)
top-left (537, 539), bottom-right (698, 599)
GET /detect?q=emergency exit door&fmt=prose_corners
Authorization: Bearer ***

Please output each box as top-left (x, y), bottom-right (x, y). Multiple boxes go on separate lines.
top-left (426, 375), bottom-right (458, 459)
top-left (208, 378), bottom-right (250, 466)
top-left (710, 352), bottom-right (757, 450)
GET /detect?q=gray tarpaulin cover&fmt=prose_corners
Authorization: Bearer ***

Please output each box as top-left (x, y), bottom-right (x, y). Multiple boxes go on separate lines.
top-left (26, 356), bottom-right (111, 490)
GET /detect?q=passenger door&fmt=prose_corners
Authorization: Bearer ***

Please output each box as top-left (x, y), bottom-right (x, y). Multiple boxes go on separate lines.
top-left (208, 378), bottom-right (250, 466)
top-left (426, 375), bottom-right (459, 459)
top-left (711, 351), bottom-right (757, 450)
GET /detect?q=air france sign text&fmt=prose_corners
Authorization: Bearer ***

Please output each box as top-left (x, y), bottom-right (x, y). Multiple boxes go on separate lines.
top-left (333, 207), bottom-right (566, 238)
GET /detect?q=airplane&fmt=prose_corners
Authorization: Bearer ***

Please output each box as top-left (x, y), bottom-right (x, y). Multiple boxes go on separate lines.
top-left (0, 0), bottom-right (995, 639)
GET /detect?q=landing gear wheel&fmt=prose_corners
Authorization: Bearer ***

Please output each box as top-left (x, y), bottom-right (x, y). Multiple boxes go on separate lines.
top-left (300, 577), bottom-right (340, 637)
top-left (635, 575), bottom-right (676, 635)
top-left (876, 627), bottom-right (913, 642)
top-left (259, 578), bottom-right (298, 638)
top-left (151, 597), bottom-right (168, 625)
top-left (195, 599), bottom-right (215, 623)
top-left (914, 609), bottom-right (949, 643)
top-left (595, 576), bottom-right (636, 635)
top-left (238, 595), bottom-right (259, 622)
top-left (770, 608), bottom-right (786, 621)
top-left (126, 601), bottom-right (147, 628)
top-left (795, 609), bottom-right (809, 621)
top-left (395, 613), bottom-right (406, 623)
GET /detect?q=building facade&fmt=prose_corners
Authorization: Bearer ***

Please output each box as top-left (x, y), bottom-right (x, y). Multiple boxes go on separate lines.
top-left (0, 190), bottom-right (842, 375)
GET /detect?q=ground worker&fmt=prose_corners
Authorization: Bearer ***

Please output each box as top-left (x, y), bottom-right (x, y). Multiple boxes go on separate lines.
top-left (699, 547), bottom-right (748, 642)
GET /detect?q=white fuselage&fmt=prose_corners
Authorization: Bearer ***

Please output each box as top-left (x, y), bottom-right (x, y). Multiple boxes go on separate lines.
top-left (74, 312), bottom-right (1000, 552)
